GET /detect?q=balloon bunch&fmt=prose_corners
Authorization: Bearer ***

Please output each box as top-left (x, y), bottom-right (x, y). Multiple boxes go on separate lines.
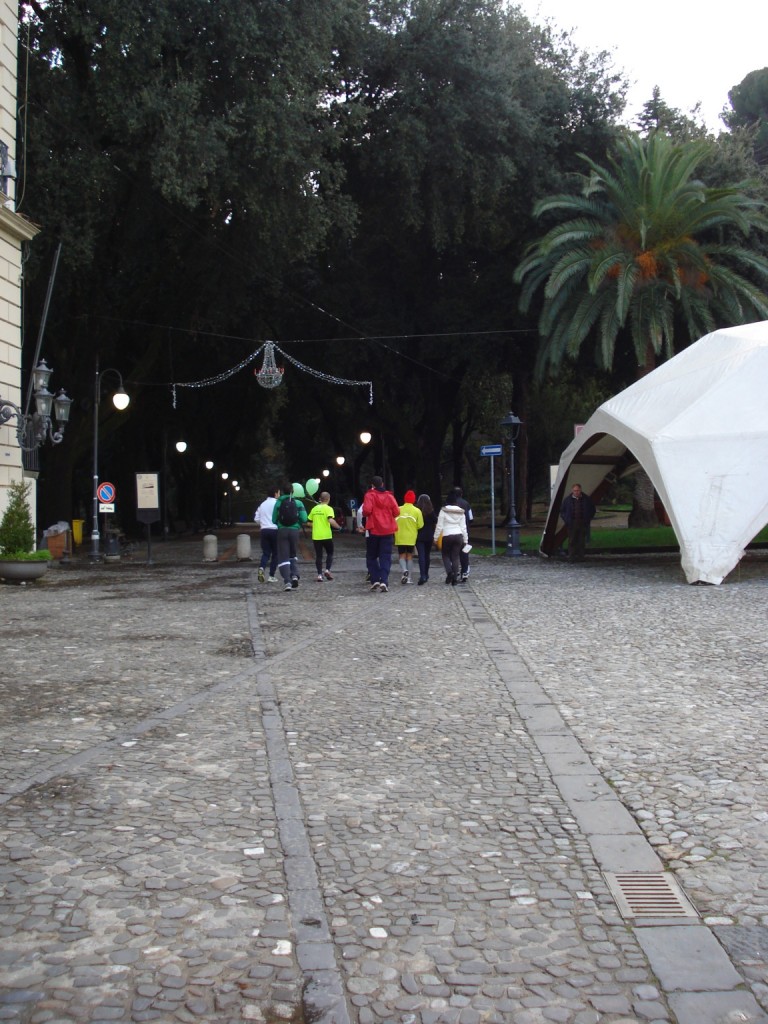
top-left (293, 479), bottom-right (321, 504)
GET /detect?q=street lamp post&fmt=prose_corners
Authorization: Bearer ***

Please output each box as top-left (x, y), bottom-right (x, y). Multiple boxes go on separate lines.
top-left (0, 359), bottom-right (73, 450)
top-left (221, 472), bottom-right (230, 524)
top-left (91, 360), bottom-right (130, 561)
top-left (204, 461), bottom-right (217, 527)
top-left (501, 411), bottom-right (523, 557)
top-left (162, 437), bottom-right (187, 538)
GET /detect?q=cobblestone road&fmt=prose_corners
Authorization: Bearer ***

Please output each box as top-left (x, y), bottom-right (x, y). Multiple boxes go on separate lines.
top-left (0, 537), bottom-right (766, 1024)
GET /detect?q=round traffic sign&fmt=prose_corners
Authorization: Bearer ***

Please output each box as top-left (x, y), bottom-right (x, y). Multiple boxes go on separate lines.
top-left (97, 481), bottom-right (116, 503)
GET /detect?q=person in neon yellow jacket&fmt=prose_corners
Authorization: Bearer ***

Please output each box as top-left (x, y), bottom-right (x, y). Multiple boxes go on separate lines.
top-left (394, 490), bottom-right (424, 584)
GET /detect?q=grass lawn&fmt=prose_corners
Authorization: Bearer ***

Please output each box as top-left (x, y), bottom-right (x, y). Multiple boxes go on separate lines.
top-left (472, 520), bottom-right (768, 557)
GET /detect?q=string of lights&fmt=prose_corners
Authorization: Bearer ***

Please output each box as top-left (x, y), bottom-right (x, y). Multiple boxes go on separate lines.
top-left (171, 345), bottom-right (265, 407)
top-left (275, 343), bottom-right (373, 404)
top-left (168, 340), bottom-right (373, 405)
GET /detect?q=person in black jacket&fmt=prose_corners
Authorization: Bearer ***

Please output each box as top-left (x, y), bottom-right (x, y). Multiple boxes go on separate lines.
top-left (560, 483), bottom-right (596, 561)
top-left (415, 493), bottom-right (437, 585)
top-left (453, 486), bottom-right (473, 580)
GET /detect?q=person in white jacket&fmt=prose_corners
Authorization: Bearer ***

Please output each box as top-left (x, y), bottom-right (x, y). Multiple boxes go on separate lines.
top-left (434, 489), bottom-right (468, 586)
top-left (254, 485), bottom-right (280, 582)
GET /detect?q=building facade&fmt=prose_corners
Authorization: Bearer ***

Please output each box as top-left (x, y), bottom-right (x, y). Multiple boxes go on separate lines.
top-left (0, 2), bottom-right (40, 522)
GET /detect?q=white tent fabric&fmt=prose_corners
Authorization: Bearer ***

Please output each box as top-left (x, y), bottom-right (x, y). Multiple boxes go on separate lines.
top-left (541, 321), bottom-right (768, 585)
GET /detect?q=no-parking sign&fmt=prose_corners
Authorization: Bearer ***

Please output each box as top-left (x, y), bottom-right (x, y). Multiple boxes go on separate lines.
top-left (97, 481), bottom-right (116, 503)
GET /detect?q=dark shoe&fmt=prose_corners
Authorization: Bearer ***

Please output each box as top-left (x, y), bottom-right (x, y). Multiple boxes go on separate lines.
top-left (445, 573), bottom-right (453, 585)
top-left (451, 576), bottom-right (458, 585)
top-left (323, 569), bottom-right (333, 580)
top-left (283, 582), bottom-right (292, 592)
top-left (401, 571), bottom-right (409, 585)
top-left (417, 578), bottom-right (425, 586)
top-left (291, 577), bottom-right (299, 589)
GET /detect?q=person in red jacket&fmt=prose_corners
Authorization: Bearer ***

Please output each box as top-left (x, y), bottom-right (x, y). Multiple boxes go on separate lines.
top-left (361, 475), bottom-right (400, 593)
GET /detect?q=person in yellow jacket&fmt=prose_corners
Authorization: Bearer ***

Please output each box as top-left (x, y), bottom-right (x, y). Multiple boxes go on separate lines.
top-left (394, 490), bottom-right (424, 585)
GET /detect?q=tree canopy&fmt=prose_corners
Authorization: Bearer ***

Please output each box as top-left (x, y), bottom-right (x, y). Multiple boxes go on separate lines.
top-left (19, 0), bottom-right (629, 524)
top-left (515, 132), bottom-right (768, 381)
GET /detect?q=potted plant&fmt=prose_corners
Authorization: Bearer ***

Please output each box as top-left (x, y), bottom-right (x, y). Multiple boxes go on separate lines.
top-left (0, 480), bottom-right (52, 581)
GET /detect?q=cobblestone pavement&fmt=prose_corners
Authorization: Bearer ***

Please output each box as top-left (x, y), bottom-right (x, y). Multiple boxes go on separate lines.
top-left (0, 535), bottom-right (766, 1024)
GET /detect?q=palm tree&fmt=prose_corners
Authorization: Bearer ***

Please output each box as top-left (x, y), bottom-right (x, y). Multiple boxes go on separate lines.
top-left (515, 132), bottom-right (768, 380)
top-left (515, 132), bottom-right (768, 523)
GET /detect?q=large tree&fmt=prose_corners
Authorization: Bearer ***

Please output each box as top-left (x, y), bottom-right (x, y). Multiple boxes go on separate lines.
top-left (514, 131), bottom-right (768, 523)
top-left (20, 0), bottom-right (628, 526)
top-left (724, 68), bottom-right (768, 164)
top-left (516, 132), bottom-right (768, 380)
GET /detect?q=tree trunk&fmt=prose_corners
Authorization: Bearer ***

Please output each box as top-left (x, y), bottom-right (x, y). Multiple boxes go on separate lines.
top-left (627, 467), bottom-right (658, 528)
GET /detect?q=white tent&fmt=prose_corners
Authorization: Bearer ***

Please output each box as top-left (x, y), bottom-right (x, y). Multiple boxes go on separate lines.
top-left (540, 321), bottom-right (768, 584)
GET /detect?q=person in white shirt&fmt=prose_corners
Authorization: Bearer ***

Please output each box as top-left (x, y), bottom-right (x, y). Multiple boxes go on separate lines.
top-left (254, 485), bottom-right (280, 582)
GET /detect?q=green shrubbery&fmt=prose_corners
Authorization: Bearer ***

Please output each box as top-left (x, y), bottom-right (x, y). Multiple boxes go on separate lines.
top-left (0, 481), bottom-right (51, 560)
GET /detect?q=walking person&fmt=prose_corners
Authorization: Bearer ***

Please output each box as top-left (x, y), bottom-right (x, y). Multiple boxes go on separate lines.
top-left (272, 483), bottom-right (309, 591)
top-left (308, 491), bottom-right (340, 580)
top-left (415, 493), bottom-right (437, 585)
top-left (434, 489), bottom-right (468, 586)
top-left (254, 484), bottom-right (280, 582)
top-left (560, 482), bottom-right (596, 561)
top-left (361, 475), bottom-right (400, 593)
top-left (454, 485), bottom-right (474, 581)
top-left (394, 490), bottom-right (423, 584)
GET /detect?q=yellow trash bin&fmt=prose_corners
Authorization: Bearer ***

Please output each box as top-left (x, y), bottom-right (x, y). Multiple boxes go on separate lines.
top-left (72, 519), bottom-right (85, 546)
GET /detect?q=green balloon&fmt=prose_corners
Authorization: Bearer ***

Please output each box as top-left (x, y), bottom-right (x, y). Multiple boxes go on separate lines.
top-left (306, 478), bottom-right (319, 496)
top-left (292, 481), bottom-right (305, 498)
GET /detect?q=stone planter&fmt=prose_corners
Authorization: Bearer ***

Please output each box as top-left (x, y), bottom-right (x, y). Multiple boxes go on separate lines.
top-left (0, 559), bottom-right (51, 582)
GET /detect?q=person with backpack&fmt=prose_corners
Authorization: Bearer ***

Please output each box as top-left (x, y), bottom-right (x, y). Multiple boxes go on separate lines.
top-left (271, 482), bottom-right (309, 591)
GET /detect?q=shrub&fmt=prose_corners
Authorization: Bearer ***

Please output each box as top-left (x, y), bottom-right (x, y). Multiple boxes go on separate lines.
top-left (0, 480), bottom-right (37, 556)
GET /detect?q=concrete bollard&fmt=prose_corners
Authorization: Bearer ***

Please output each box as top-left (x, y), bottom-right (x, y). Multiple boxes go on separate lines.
top-left (236, 534), bottom-right (252, 561)
top-left (202, 534), bottom-right (218, 562)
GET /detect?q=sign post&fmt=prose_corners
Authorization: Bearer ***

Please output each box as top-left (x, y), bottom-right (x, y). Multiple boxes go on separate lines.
top-left (136, 473), bottom-right (161, 564)
top-left (96, 482), bottom-right (117, 557)
top-left (480, 444), bottom-right (503, 554)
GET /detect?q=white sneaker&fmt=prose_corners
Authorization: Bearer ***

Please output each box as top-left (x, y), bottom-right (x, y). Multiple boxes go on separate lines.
top-left (267, 576), bottom-right (277, 583)
top-left (316, 574), bottom-right (324, 582)
top-left (379, 583), bottom-right (389, 593)
top-left (370, 582), bottom-right (380, 591)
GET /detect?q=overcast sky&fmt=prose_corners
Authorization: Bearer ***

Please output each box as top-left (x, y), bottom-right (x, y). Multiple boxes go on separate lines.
top-left (516, 0), bottom-right (768, 132)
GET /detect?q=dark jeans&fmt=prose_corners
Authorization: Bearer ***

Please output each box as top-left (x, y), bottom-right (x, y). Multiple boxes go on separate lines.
top-left (260, 529), bottom-right (278, 575)
top-left (459, 540), bottom-right (470, 576)
top-left (313, 538), bottom-right (334, 573)
top-left (416, 538), bottom-right (432, 580)
top-left (567, 522), bottom-right (587, 560)
top-left (366, 533), bottom-right (394, 585)
top-left (276, 528), bottom-right (299, 582)
top-left (441, 534), bottom-right (463, 579)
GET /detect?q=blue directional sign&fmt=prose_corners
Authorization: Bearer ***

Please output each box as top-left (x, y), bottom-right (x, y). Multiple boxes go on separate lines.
top-left (480, 444), bottom-right (503, 457)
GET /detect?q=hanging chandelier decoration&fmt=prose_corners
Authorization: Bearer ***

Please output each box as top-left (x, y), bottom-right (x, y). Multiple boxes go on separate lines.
top-left (261, 341), bottom-right (373, 405)
top-left (254, 341), bottom-right (285, 389)
top-left (171, 340), bottom-right (373, 406)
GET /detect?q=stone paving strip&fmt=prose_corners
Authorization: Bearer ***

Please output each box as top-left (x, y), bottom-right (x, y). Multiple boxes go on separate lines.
top-left (472, 552), bottom-right (768, 1018)
top-left (0, 544), bottom-right (766, 1024)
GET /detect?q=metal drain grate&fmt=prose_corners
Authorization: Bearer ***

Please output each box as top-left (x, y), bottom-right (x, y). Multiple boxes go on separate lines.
top-left (604, 872), bottom-right (699, 921)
